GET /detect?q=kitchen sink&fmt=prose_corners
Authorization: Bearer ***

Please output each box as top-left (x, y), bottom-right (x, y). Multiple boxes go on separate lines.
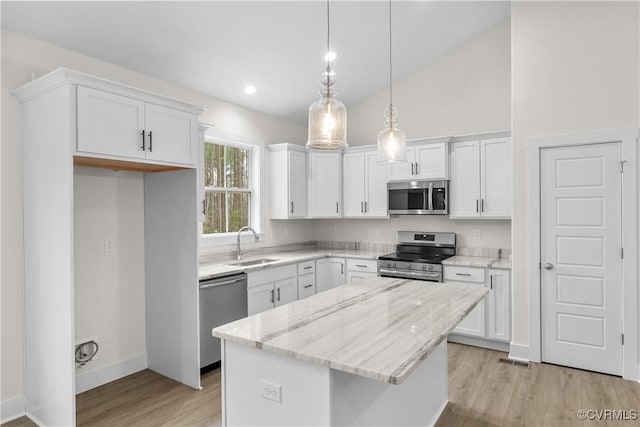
top-left (229, 258), bottom-right (279, 267)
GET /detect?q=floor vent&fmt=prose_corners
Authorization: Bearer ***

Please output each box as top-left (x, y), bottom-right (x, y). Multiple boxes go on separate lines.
top-left (498, 357), bottom-right (531, 368)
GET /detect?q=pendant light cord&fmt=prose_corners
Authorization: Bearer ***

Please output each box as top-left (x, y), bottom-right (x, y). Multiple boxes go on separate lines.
top-left (388, 0), bottom-right (393, 120)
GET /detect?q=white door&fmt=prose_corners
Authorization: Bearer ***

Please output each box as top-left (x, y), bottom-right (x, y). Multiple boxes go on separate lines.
top-left (343, 152), bottom-right (366, 217)
top-left (289, 150), bottom-right (307, 218)
top-left (247, 283), bottom-right (274, 315)
top-left (365, 151), bottom-right (388, 217)
top-left (308, 152), bottom-right (341, 217)
top-left (480, 138), bottom-right (512, 218)
top-left (76, 86), bottom-right (145, 159)
top-left (487, 269), bottom-right (510, 342)
top-left (144, 103), bottom-right (196, 165)
top-left (275, 277), bottom-right (297, 307)
top-left (541, 142), bottom-right (623, 375)
top-left (449, 141), bottom-right (480, 218)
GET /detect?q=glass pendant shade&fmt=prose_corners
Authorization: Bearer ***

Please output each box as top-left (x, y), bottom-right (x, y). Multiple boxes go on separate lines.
top-left (307, 67), bottom-right (347, 149)
top-left (377, 105), bottom-right (406, 163)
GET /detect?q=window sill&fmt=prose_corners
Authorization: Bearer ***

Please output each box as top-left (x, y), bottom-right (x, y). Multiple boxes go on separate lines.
top-left (199, 231), bottom-right (265, 248)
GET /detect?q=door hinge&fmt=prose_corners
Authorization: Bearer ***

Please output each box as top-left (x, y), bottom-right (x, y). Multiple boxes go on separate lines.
top-left (620, 160), bottom-right (627, 173)
top-left (622, 333), bottom-right (625, 345)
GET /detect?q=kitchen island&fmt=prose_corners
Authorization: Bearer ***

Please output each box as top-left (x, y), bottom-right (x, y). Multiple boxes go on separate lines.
top-left (212, 277), bottom-right (488, 426)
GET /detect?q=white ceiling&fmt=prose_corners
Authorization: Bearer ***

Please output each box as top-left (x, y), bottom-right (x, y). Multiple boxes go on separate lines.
top-left (2, 1), bottom-right (510, 125)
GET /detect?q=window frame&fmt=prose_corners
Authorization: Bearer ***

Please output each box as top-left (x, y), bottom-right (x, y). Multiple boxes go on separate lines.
top-left (199, 127), bottom-right (263, 247)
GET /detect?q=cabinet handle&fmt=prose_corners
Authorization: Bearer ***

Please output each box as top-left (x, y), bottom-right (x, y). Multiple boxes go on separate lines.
top-left (411, 163), bottom-right (414, 175)
top-left (336, 202), bottom-right (339, 214)
top-left (304, 266), bottom-right (313, 270)
top-left (490, 274), bottom-right (494, 290)
top-left (456, 273), bottom-right (472, 276)
top-left (270, 289), bottom-right (274, 304)
top-left (361, 201), bottom-right (364, 213)
top-left (202, 199), bottom-right (205, 215)
top-left (148, 131), bottom-right (153, 152)
top-left (356, 264), bottom-right (367, 268)
top-left (476, 199), bottom-right (479, 213)
top-left (304, 284), bottom-right (313, 289)
top-left (415, 162), bottom-right (419, 175)
top-left (291, 201), bottom-right (294, 214)
top-left (481, 199), bottom-right (484, 213)
top-left (277, 287), bottom-right (281, 302)
top-left (364, 201), bottom-right (368, 213)
top-left (341, 263), bottom-right (344, 275)
top-left (140, 130), bottom-right (146, 151)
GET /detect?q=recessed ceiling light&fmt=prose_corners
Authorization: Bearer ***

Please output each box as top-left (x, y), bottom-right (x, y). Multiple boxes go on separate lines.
top-left (244, 85), bottom-right (256, 95)
top-left (324, 51), bottom-right (337, 62)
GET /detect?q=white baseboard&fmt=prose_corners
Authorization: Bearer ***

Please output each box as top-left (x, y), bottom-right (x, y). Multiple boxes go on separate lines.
top-left (1, 395), bottom-right (25, 424)
top-left (447, 334), bottom-right (510, 352)
top-left (75, 353), bottom-right (148, 394)
top-left (508, 342), bottom-right (531, 363)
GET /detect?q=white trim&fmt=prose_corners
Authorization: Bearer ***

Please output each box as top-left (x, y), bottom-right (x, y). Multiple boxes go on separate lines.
top-left (508, 342), bottom-right (531, 363)
top-left (447, 334), bottom-right (510, 353)
top-left (526, 128), bottom-right (639, 380)
top-left (1, 395), bottom-right (26, 424)
top-left (75, 353), bottom-right (148, 394)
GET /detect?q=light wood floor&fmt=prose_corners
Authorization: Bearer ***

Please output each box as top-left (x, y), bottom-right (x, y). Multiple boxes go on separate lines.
top-left (5, 343), bottom-right (639, 426)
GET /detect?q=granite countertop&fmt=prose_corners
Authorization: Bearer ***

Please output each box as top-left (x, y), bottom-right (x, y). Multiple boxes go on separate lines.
top-left (199, 248), bottom-right (383, 280)
top-left (442, 255), bottom-right (512, 269)
top-left (212, 276), bottom-right (488, 385)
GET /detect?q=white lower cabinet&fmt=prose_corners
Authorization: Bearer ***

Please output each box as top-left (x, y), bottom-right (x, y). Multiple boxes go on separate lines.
top-left (316, 257), bottom-right (346, 293)
top-left (346, 258), bottom-right (378, 283)
top-left (297, 260), bottom-right (316, 300)
top-left (444, 265), bottom-right (511, 343)
top-left (247, 265), bottom-right (298, 315)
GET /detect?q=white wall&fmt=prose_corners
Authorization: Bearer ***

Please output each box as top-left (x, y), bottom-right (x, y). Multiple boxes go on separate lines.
top-left (1, 29), bottom-right (309, 408)
top-left (511, 1), bottom-right (639, 355)
top-left (315, 21), bottom-right (512, 249)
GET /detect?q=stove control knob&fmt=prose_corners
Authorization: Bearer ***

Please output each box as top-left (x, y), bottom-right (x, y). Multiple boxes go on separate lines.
top-left (428, 265), bottom-right (433, 271)
top-left (407, 264), bottom-right (411, 270)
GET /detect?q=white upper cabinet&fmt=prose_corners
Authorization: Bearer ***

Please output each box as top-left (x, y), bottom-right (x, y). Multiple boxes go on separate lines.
top-left (268, 144), bottom-right (307, 219)
top-left (388, 139), bottom-right (449, 181)
top-left (343, 149), bottom-right (388, 218)
top-left (308, 151), bottom-right (342, 218)
top-left (77, 86), bottom-right (197, 166)
top-left (449, 137), bottom-right (511, 219)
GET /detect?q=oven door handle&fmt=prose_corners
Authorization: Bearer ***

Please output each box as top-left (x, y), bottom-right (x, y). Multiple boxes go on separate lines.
top-left (378, 268), bottom-right (441, 281)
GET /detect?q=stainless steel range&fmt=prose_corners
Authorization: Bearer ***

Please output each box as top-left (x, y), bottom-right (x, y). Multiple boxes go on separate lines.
top-left (378, 231), bottom-right (456, 282)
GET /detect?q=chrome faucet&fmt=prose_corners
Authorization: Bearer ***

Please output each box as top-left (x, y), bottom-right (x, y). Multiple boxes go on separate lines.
top-left (236, 226), bottom-right (259, 260)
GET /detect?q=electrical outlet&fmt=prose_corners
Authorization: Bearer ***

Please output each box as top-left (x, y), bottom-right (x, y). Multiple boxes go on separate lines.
top-left (473, 229), bottom-right (482, 240)
top-left (259, 379), bottom-right (282, 403)
top-left (105, 238), bottom-right (114, 252)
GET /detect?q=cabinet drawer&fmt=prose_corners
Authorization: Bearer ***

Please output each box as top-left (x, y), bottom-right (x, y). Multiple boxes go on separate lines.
top-left (298, 273), bottom-right (316, 299)
top-left (346, 258), bottom-right (378, 273)
top-left (247, 264), bottom-right (297, 288)
top-left (444, 266), bottom-right (485, 283)
top-left (297, 260), bottom-right (315, 275)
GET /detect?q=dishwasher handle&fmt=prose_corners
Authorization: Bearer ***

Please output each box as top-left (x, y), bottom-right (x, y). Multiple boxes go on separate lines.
top-left (199, 275), bottom-right (246, 290)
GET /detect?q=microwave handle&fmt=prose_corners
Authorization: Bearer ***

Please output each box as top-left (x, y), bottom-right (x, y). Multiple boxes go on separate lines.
top-left (427, 182), bottom-right (433, 212)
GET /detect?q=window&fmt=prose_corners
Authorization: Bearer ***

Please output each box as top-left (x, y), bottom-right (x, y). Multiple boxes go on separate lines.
top-left (203, 140), bottom-right (253, 235)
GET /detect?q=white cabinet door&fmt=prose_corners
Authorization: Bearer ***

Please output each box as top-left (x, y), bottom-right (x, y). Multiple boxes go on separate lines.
top-left (275, 277), bottom-right (297, 307)
top-left (365, 151), bottom-right (388, 217)
top-left (449, 141), bottom-right (481, 218)
top-left (316, 258), bottom-right (346, 293)
top-left (346, 271), bottom-right (377, 284)
top-left (289, 150), bottom-right (307, 218)
top-left (308, 151), bottom-right (342, 217)
top-left (480, 138), bottom-right (511, 218)
top-left (388, 147), bottom-right (416, 180)
top-left (452, 283), bottom-right (487, 338)
top-left (144, 103), bottom-right (196, 165)
top-left (77, 86), bottom-right (145, 159)
top-left (297, 273), bottom-right (316, 299)
top-left (415, 142), bottom-right (448, 179)
top-left (487, 269), bottom-right (511, 342)
top-left (248, 283), bottom-right (274, 316)
top-left (343, 152), bottom-right (366, 217)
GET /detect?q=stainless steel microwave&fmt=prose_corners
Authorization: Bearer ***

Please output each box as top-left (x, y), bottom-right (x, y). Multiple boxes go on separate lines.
top-left (388, 180), bottom-right (448, 215)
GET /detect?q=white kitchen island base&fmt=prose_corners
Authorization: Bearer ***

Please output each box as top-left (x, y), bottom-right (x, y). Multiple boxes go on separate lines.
top-left (221, 339), bottom-right (448, 427)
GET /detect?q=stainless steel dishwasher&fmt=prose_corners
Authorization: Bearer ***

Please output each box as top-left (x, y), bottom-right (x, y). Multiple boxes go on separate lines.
top-left (199, 272), bottom-right (248, 370)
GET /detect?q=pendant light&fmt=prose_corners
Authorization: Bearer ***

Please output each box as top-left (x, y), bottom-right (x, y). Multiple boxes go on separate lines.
top-left (306, 0), bottom-right (347, 150)
top-left (377, 0), bottom-right (406, 163)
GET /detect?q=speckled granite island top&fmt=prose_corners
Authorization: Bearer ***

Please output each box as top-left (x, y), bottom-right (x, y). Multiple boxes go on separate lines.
top-left (213, 277), bottom-right (488, 385)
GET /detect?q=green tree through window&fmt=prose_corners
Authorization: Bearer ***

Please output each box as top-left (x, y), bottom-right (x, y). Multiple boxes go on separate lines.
top-left (203, 142), bottom-right (251, 234)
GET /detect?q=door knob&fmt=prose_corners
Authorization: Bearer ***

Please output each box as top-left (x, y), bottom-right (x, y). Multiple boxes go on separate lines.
top-left (544, 263), bottom-right (554, 270)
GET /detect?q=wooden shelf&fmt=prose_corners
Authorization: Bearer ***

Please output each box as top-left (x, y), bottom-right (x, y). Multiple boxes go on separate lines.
top-left (73, 156), bottom-right (188, 173)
